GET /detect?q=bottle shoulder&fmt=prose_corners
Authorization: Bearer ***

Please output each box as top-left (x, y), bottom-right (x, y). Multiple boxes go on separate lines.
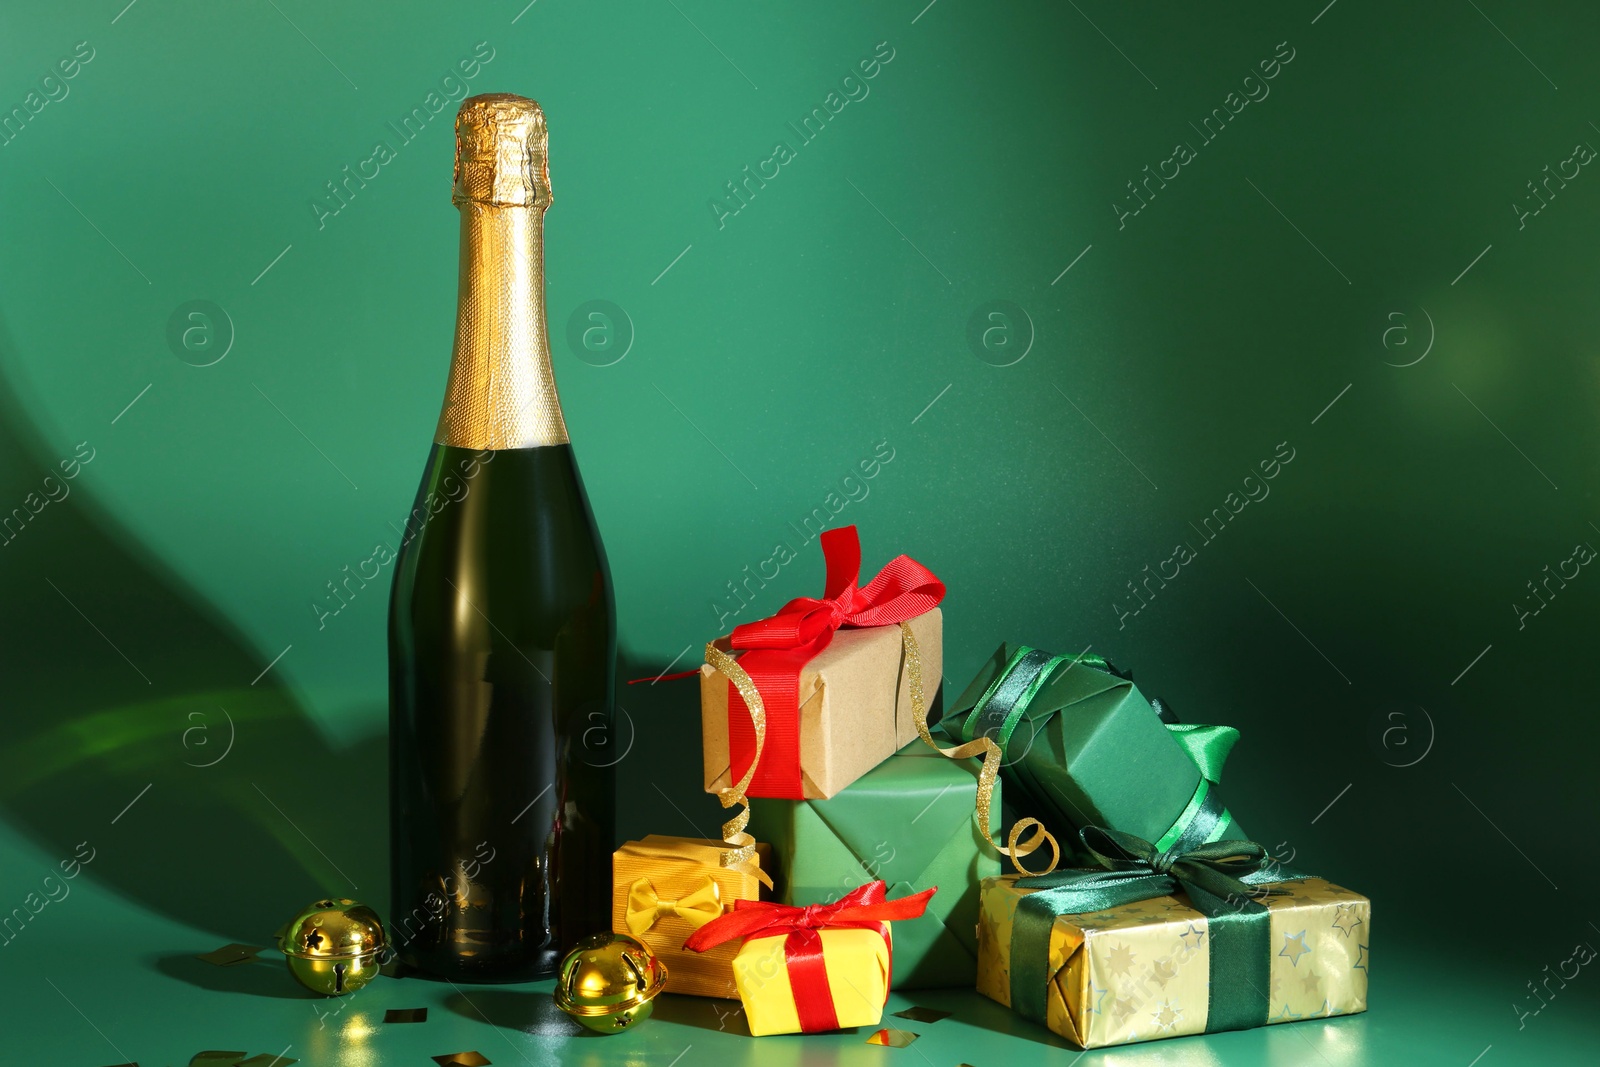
top-left (388, 443), bottom-right (613, 632)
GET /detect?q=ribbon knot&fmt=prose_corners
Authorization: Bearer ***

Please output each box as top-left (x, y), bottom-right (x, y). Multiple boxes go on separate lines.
top-left (1019, 826), bottom-right (1291, 915)
top-left (729, 525), bottom-right (945, 651)
top-left (624, 876), bottom-right (723, 938)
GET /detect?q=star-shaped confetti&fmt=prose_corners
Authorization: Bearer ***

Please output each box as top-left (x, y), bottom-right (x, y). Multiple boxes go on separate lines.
top-left (1279, 931), bottom-right (1310, 967)
top-left (1107, 941), bottom-right (1136, 977)
top-left (1150, 999), bottom-right (1183, 1032)
top-left (1331, 904), bottom-right (1364, 939)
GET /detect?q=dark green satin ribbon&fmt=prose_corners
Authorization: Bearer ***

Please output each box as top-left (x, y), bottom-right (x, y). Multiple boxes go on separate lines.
top-left (1009, 827), bottom-right (1306, 1035)
top-left (959, 647), bottom-right (1070, 749)
top-left (957, 646), bottom-right (1241, 851)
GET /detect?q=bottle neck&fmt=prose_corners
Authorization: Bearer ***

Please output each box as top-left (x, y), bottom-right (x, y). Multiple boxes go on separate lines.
top-left (434, 202), bottom-right (568, 450)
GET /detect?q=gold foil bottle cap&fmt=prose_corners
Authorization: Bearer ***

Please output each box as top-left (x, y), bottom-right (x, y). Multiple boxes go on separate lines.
top-left (453, 93), bottom-right (552, 210)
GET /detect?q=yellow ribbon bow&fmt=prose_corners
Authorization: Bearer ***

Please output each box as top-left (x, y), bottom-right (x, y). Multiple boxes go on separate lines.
top-left (625, 876), bottom-right (723, 938)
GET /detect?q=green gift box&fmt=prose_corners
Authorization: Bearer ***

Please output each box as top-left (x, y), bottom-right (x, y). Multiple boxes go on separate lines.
top-left (942, 645), bottom-right (1247, 859)
top-left (751, 740), bottom-right (1001, 989)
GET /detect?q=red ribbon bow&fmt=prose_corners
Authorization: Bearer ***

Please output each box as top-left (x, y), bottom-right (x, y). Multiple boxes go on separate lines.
top-left (685, 880), bottom-right (936, 1033)
top-left (726, 525), bottom-right (945, 798)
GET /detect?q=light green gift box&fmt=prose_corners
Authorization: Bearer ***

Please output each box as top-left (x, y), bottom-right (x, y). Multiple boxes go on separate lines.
top-left (751, 740), bottom-right (1001, 989)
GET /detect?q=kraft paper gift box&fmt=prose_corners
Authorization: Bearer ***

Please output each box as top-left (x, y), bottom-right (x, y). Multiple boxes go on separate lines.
top-left (943, 644), bottom-right (1247, 860)
top-left (751, 739), bottom-right (1000, 989)
top-left (700, 525), bottom-right (945, 801)
top-left (611, 835), bottom-right (771, 999)
top-left (976, 848), bottom-right (1369, 1049)
top-left (684, 881), bottom-right (935, 1036)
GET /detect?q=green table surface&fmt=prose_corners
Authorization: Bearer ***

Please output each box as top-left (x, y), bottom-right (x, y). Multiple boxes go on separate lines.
top-left (9, 804), bottom-right (1598, 1067)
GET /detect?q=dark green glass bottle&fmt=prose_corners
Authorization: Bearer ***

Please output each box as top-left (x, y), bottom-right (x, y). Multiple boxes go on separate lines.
top-left (388, 94), bottom-right (615, 982)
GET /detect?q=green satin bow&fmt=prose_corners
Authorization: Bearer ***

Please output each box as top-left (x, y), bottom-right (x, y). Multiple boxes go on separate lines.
top-left (1009, 827), bottom-right (1305, 1036)
top-left (1152, 721), bottom-right (1240, 853)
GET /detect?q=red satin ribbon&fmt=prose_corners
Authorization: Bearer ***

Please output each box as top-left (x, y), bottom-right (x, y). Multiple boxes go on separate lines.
top-left (725, 525), bottom-right (946, 798)
top-left (684, 880), bottom-right (936, 1033)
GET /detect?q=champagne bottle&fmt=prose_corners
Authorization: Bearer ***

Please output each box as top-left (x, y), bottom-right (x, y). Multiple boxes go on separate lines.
top-left (389, 94), bottom-right (615, 982)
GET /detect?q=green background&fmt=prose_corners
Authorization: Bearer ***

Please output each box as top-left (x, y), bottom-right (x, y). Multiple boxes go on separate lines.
top-left (2, 0), bottom-right (1597, 1062)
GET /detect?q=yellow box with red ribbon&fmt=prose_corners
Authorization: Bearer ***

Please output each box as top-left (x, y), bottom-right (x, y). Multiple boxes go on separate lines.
top-left (699, 525), bottom-right (945, 800)
top-left (611, 835), bottom-right (771, 999)
top-left (685, 880), bottom-right (935, 1036)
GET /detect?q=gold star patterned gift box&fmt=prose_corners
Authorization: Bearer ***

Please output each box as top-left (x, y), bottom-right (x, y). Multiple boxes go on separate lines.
top-left (611, 835), bottom-right (772, 999)
top-left (976, 872), bottom-right (1369, 1048)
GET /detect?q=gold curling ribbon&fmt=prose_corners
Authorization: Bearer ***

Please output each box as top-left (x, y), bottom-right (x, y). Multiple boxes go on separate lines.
top-left (702, 643), bottom-right (775, 890)
top-left (901, 622), bottom-right (1060, 875)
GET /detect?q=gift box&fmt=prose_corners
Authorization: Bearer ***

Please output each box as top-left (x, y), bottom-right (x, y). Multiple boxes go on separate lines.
top-left (701, 526), bottom-right (944, 800)
top-left (751, 740), bottom-right (1000, 989)
top-left (685, 880), bottom-right (935, 1036)
top-left (611, 835), bottom-right (772, 999)
top-left (944, 644), bottom-right (1247, 859)
top-left (976, 829), bottom-right (1369, 1049)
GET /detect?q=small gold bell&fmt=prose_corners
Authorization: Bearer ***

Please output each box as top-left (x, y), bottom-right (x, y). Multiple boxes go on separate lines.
top-left (276, 898), bottom-right (387, 996)
top-left (553, 932), bottom-right (668, 1033)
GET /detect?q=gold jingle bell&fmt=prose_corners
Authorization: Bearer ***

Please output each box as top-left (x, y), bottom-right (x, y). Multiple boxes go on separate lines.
top-left (277, 898), bottom-right (387, 996)
top-left (554, 932), bottom-right (667, 1033)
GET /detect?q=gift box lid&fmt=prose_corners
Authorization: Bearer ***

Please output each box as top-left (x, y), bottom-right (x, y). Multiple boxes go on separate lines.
top-left (613, 835), bottom-right (772, 889)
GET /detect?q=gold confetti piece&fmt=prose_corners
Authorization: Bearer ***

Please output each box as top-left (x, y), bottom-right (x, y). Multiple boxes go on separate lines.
top-left (891, 1006), bottom-right (952, 1024)
top-left (235, 1056), bottom-right (297, 1067)
top-left (195, 944), bottom-right (263, 967)
top-left (433, 1054), bottom-right (491, 1067)
top-left (385, 1007), bottom-right (429, 1023)
top-left (865, 1028), bottom-right (919, 1047)
top-left (188, 1055), bottom-right (246, 1066)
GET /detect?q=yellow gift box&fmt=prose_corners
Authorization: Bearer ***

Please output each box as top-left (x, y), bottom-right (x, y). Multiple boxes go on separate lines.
top-left (611, 835), bottom-right (770, 999)
top-left (731, 927), bottom-right (891, 1036)
top-left (977, 872), bottom-right (1370, 1049)
top-left (684, 880), bottom-right (935, 1036)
